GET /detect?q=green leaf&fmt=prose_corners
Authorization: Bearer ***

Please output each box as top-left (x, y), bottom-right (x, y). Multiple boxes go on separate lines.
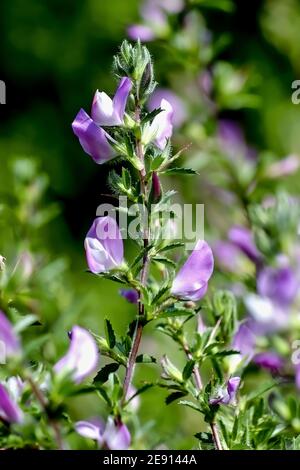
top-left (93, 363), bottom-right (120, 384)
top-left (182, 360), bottom-right (195, 381)
top-left (126, 320), bottom-right (137, 339)
top-left (210, 357), bottom-right (223, 381)
top-left (151, 154), bottom-right (166, 171)
top-left (136, 354), bottom-right (156, 363)
top-left (162, 167), bottom-right (198, 176)
top-left (152, 256), bottom-right (177, 268)
top-left (104, 319), bottom-right (116, 349)
top-left (121, 167), bottom-right (132, 189)
top-left (67, 386), bottom-right (96, 396)
top-left (213, 349), bottom-right (240, 357)
top-left (179, 400), bottom-right (202, 413)
top-left (194, 432), bottom-right (214, 444)
top-left (24, 334), bottom-right (50, 356)
top-left (156, 242), bottom-right (184, 253)
top-left (231, 415), bottom-right (239, 442)
top-left (151, 285), bottom-right (170, 305)
top-left (130, 244), bottom-right (153, 270)
top-left (142, 108), bottom-right (162, 124)
top-left (14, 314), bottom-right (40, 333)
top-left (96, 388), bottom-right (112, 406)
top-left (100, 273), bottom-right (127, 284)
top-left (127, 383), bottom-right (154, 402)
top-left (165, 391), bottom-right (187, 405)
top-left (159, 305), bottom-right (195, 318)
top-left (247, 381), bottom-right (277, 403)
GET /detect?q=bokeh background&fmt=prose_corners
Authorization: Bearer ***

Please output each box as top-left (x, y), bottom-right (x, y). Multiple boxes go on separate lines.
top-left (1, 0), bottom-right (300, 448)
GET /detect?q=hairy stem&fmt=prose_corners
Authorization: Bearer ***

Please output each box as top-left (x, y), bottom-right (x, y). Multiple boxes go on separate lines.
top-left (122, 99), bottom-right (150, 404)
top-left (210, 422), bottom-right (223, 451)
top-left (182, 341), bottom-right (223, 451)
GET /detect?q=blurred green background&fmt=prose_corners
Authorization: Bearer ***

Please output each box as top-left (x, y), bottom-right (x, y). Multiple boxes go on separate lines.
top-left (1, 0), bottom-right (300, 448)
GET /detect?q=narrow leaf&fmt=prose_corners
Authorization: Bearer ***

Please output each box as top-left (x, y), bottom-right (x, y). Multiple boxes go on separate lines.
top-left (93, 363), bottom-right (120, 384)
top-left (183, 360), bottom-right (196, 381)
top-left (162, 167), bottom-right (198, 175)
top-left (136, 354), bottom-right (156, 363)
top-left (104, 319), bottom-right (116, 349)
top-left (165, 391), bottom-right (187, 405)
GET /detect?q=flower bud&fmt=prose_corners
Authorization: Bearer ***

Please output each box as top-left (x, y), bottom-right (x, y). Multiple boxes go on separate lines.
top-left (161, 355), bottom-right (183, 383)
top-left (149, 172), bottom-right (162, 204)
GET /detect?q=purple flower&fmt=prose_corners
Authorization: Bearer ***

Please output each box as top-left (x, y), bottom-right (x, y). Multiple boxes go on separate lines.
top-left (148, 99), bottom-right (173, 150)
top-left (227, 322), bottom-right (256, 373)
top-left (127, 0), bottom-right (184, 42)
top-left (0, 383), bottom-right (23, 424)
top-left (253, 352), bottom-right (284, 373)
top-left (0, 310), bottom-right (21, 358)
top-left (127, 24), bottom-right (156, 42)
top-left (54, 326), bottom-right (99, 384)
top-left (244, 294), bottom-right (287, 333)
top-left (218, 120), bottom-right (245, 154)
top-left (72, 109), bottom-right (115, 164)
top-left (257, 266), bottom-right (298, 307)
top-left (218, 120), bottom-right (256, 161)
top-left (75, 417), bottom-right (130, 450)
top-left (228, 225), bottom-right (261, 264)
top-left (268, 154), bottom-right (300, 178)
top-left (6, 376), bottom-right (24, 401)
top-left (91, 77), bottom-right (132, 127)
top-left (171, 240), bottom-right (214, 301)
top-left (232, 322), bottom-right (256, 359)
top-left (119, 289), bottom-right (139, 305)
top-left (210, 377), bottom-right (241, 406)
top-left (85, 216), bottom-right (124, 274)
top-left (213, 241), bottom-right (245, 273)
top-left (148, 88), bottom-right (187, 128)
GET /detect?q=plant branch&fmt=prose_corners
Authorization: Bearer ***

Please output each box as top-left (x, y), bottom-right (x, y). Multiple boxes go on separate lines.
top-left (122, 98), bottom-right (150, 404)
top-left (182, 340), bottom-right (223, 450)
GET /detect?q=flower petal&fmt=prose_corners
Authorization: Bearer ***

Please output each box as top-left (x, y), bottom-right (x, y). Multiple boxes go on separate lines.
top-left (227, 377), bottom-right (241, 403)
top-left (127, 25), bottom-right (156, 42)
top-left (228, 225), bottom-right (260, 263)
top-left (103, 417), bottom-right (131, 450)
top-left (257, 266), bottom-right (298, 307)
top-left (171, 240), bottom-right (214, 301)
top-left (254, 352), bottom-right (284, 373)
top-left (119, 289), bottom-right (139, 304)
top-left (85, 216), bottom-right (124, 274)
top-left (150, 99), bottom-right (173, 150)
top-left (148, 88), bottom-right (187, 128)
top-left (75, 419), bottom-right (104, 442)
top-left (112, 77), bottom-right (132, 123)
top-left (54, 326), bottom-right (99, 384)
top-left (72, 109), bottom-right (115, 164)
top-left (91, 91), bottom-right (116, 126)
top-left (0, 310), bottom-right (21, 357)
top-left (0, 383), bottom-right (23, 424)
